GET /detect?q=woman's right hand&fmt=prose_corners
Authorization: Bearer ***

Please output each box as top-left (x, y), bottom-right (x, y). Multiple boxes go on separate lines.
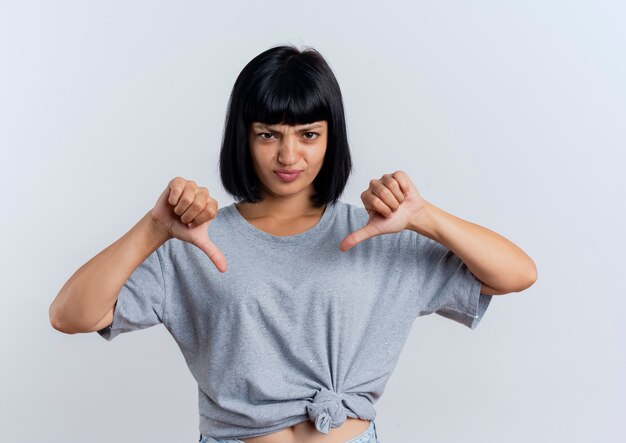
top-left (148, 177), bottom-right (227, 273)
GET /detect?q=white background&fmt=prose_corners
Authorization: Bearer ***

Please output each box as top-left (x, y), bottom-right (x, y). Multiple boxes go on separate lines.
top-left (1, 1), bottom-right (624, 442)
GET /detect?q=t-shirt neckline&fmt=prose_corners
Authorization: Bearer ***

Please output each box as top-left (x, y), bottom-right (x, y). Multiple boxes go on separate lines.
top-left (225, 201), bottom-right (337, 245)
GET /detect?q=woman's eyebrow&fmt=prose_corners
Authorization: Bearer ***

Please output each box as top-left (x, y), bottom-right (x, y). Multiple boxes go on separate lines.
top-left (254, 123), bottom-right (324, 131)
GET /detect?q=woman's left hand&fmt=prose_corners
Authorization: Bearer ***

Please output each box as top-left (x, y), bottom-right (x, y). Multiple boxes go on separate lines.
top-left (339, 170), bottom-right (429, 252)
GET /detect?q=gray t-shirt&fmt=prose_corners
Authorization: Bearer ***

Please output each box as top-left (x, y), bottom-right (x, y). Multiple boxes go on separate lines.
top-left (97, 200), bottom-right (492, 439)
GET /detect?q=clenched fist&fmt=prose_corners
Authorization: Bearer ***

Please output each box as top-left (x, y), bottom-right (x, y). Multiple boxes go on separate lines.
top-left (148, 177), bottom-right (227, 273)
top-left (339, 170), bottom-right (429, 252)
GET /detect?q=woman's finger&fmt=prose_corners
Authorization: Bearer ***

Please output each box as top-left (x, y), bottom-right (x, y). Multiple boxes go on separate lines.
top-left (181, 192), bottom-right (208, 224)
top-left (371, 179), bottom-right (400, 210)
top-left (194, 234), bottom-right (228, 273)
top-left (181, 188), bottom-right (209, 224)
top-left (190, 198), bottom-right (219, 228)
top-left (188, 199), bottom-right (215, 227)
top-left (381, 174), bottom-right (405, 203)
top-left (369, 195), bottom-right (393, 218)
top-left (391, 170), bottom-right (411, 195)
top-left (167, 177), bottom-right (185, 206)
top-left (174, 181), bottom-right (197, 217)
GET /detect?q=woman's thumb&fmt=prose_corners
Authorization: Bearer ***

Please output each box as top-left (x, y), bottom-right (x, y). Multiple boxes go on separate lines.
top-left (193, 234), bottom-right (228, 273)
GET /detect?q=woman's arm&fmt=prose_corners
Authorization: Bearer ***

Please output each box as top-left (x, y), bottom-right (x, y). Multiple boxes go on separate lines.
top-left (49, 211), bottom-right (170, 334)
top-left (339, 170), bottom-right (537, 295)
top-left (409, 201), bottom-right (537, 294)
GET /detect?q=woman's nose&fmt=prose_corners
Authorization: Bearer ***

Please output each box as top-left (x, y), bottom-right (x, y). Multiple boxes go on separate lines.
top-left (278, 139), bottom-right (300, 164)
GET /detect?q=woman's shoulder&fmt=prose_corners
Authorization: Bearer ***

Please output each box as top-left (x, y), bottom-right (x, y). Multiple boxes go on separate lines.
top-left (332, 200), bottom-right (368, 221)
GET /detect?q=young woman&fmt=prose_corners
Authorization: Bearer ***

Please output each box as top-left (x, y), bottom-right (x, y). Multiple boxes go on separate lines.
top-left (49, 45), bottom-right (537, 443)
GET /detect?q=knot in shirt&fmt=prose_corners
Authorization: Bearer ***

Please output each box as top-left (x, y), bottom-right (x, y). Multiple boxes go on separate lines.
top-left (305, 388), bottom-right (348, 434)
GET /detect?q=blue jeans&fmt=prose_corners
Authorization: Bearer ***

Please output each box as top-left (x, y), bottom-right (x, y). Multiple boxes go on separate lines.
top-left (199, 420), bottom-right (381, 443)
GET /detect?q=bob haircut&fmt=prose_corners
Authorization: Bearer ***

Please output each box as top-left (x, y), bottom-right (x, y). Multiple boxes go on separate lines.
top-left (219, 45), bottom-right (352, 208)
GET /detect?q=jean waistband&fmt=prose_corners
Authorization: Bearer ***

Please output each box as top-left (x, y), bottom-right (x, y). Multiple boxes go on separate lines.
top-left (200, 419), bottom-right (379, 443)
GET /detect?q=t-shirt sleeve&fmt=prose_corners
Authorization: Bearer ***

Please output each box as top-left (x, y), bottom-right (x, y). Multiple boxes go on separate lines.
top-left (96, 246), bottom-right (167, 341)
top-left (415, 232), bottom-right (492, 329)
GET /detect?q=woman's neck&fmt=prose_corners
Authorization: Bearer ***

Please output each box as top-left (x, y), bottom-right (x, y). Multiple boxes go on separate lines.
top-left (235, 195), bottom-right (324, 222)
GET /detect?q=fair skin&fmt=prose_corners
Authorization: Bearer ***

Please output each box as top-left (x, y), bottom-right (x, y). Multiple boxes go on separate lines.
top-left (234, 120), bottom-right (330, 231)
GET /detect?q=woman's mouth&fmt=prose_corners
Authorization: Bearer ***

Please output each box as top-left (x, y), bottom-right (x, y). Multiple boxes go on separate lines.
top-left (274, 171), bottom-right (301, 182)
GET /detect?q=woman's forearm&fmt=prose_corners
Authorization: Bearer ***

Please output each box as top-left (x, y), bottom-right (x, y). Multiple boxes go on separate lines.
top-left (49, 211), bottom-right (171, 333)
top-left (409, 201), bottom-right (537, 292)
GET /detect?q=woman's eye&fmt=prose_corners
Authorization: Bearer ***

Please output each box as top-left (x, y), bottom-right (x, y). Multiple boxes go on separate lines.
top-left (258, 132), bottom-right (319, 140)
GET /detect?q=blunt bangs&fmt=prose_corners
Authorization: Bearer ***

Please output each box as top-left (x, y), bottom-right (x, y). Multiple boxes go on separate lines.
top-left (243, 63), bottom-right (331, 127)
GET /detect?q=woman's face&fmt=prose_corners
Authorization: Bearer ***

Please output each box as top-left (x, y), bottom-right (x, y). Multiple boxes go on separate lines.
top-left (248, 120), bottom-right (328, 200)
